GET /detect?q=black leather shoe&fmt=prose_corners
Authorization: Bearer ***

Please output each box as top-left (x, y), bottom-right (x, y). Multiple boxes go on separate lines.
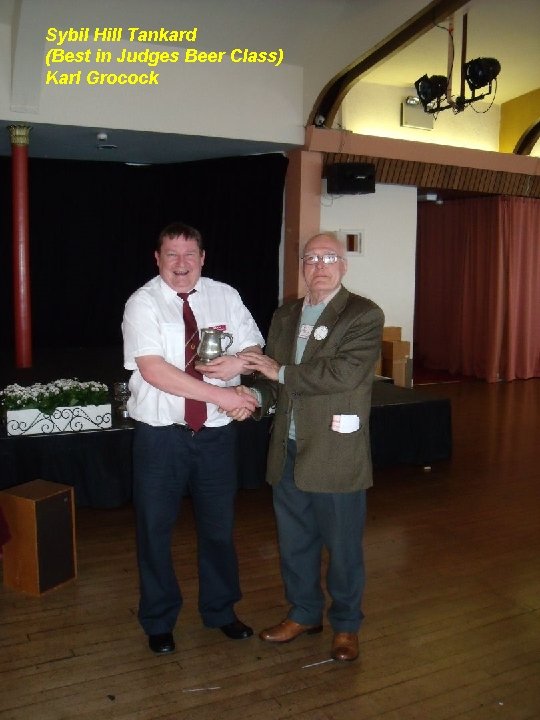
top-left (219, 619), bottom-right (253, 640)
top-left (148, 632), bottom-right (175, 654)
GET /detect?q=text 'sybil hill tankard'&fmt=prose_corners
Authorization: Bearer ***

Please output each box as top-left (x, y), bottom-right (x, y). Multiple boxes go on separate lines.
top-left (197, 328), bottom-right (233, 363)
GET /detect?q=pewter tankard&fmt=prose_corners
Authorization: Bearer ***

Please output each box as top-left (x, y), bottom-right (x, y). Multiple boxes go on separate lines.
top-left (197, 328), bottom-right (233, 363)
top-left (113, 381), bottom-right (130, 420)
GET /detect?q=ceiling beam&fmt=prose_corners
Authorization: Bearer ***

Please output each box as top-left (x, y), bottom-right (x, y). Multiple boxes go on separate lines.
top-left (305, 127), bottom-right (540, 199)
top-left (322, 152), bottom-right (540, 199)
top-left (308, 0), bottom-right (472, 128)
top-left (515, 121), bottom-right (540, 155)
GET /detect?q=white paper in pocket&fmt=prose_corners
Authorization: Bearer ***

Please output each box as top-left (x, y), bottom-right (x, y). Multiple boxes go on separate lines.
top-left (331, 414), bottom-right (361, 433)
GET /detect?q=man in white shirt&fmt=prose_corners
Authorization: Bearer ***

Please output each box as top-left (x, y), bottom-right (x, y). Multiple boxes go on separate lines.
top-left (122, 222), bottom-right (263, 654)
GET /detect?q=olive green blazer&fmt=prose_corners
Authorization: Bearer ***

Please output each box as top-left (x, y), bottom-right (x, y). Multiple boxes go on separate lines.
top-left (254, 286), bottom-right (384, 492)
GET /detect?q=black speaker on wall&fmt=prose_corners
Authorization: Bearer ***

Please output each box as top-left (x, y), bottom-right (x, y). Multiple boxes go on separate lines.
top-left (326, 162), bottom-right (376, 195)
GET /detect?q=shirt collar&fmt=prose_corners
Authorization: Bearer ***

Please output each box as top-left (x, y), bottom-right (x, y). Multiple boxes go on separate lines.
top-left (158, 275), bottom-right (202, 299)
top-left (303, 284), bottom-right (342, 309)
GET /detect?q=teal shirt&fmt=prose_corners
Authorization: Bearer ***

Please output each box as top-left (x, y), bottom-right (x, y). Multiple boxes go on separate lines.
top-left (283, 301), bottom-right (326, 439)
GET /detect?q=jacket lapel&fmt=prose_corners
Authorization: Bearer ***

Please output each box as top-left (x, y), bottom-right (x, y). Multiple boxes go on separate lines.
top-left (276, 300), bottom-right (303, 364)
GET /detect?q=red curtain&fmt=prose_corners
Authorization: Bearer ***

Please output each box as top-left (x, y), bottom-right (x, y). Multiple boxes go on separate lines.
top-left (415, 196), bottom-right (540, 382)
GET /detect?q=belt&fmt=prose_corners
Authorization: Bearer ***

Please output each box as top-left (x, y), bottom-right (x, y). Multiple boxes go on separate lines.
top-left (174, 423), bottom-right (207, 434)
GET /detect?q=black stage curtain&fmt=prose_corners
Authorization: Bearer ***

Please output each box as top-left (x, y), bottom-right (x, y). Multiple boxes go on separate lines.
top-left (0, 153), bottom-right (287, 357)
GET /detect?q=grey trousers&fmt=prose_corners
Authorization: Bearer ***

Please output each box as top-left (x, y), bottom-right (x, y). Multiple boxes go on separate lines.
top-left (273, 439), bottom-right (367, 633)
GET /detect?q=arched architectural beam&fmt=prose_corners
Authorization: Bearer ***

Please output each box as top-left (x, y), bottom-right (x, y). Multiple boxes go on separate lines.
top-left (308, 0), bottom-right (471, 128)
top-left (514, 120), bottom-right (540, 156)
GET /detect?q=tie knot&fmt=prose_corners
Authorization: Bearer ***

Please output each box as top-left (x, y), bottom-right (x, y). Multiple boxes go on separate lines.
top-left (178, 290), bottom-right (196, 302)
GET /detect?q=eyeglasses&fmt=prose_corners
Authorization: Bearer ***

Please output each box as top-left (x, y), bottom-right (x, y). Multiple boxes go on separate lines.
top-left (302, 253), bottom-right (344, 265)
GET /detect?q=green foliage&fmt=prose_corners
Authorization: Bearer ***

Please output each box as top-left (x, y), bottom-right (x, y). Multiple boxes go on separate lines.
top-left (1, 379), bottom-right (110, 416)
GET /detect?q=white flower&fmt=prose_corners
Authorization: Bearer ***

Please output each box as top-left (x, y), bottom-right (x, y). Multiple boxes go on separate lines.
top-left (1, 378), bottom-right (109, 413)
top-left (313, 325), bottom-right (328, 340)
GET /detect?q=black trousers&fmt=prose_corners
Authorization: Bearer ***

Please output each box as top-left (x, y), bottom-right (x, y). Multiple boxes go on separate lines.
top-left (132, 421), bottom-right (241, 635)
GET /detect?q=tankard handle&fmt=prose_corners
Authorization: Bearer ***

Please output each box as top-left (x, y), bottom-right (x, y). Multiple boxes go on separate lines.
top-left (221, 332), bottom-right (233, 353)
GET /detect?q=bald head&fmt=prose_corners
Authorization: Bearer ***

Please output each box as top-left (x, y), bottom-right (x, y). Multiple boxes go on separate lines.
top-left (302, 232), bottom-right (347, 304)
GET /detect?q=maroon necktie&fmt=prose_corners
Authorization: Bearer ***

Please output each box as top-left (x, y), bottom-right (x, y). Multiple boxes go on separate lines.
top-left (178, 291), bottom-right (207, 431)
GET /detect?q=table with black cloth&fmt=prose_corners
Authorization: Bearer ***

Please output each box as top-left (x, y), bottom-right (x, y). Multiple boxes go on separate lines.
top-left (0, 425), bottom-right (134, 509)
top-left (0, 383), bottom-right (451, 508)
top-left (0, 419), bottom-right (270, 508)
top-left (370, 381), bottom-right (452, 467)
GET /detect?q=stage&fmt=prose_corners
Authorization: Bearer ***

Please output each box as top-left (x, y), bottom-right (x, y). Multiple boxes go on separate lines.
top-left (370, 380), bottom-right (452, 468)
top-left (0, 377), bottom-right (451, 508)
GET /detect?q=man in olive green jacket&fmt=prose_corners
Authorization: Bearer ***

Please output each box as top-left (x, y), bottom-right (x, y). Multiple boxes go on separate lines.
top-left (240, 232), bottom-right (384, 662)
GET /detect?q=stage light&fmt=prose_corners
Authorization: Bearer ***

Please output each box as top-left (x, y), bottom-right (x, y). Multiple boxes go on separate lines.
top-left (414, 74), bottom-right (448, 111)
top-left (464, 57), bottom-right (501, 91)
top-left (414, 57), bottom-right (501, 115)
top-left (412, 12), bottom-right (501, 116)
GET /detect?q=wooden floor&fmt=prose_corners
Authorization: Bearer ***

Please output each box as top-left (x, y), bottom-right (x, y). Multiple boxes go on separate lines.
top-left (1, 379), bottom-right (540, 719)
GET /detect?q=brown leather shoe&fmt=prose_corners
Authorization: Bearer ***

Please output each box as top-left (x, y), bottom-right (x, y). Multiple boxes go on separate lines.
top-left (259, 619), bottom-right (323, 643)
top-left (331, 632), bottom-right (359, 661)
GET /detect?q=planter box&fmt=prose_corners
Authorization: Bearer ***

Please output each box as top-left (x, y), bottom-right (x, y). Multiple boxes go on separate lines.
top-left (6, 404), bottom-right (112, 436)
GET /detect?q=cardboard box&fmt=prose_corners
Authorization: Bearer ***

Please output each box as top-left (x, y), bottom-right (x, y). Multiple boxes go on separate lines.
top-left (384, 359), bottom-right (406, 387)
top-left (378, 328), bottom-right (413, 386)
top-left (382, 326), bottom-right (402, 342)
top-left (381, 357), bottom-right (413, 388)
top-left (381, 339), bottom-right (410, 361)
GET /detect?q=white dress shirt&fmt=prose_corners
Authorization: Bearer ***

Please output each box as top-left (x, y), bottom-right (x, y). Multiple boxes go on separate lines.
top-left (122, 275), bottom-right (264, 427)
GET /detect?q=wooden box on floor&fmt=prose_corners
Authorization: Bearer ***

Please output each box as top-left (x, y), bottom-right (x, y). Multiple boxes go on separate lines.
top-left (0, 479), bottom-right (77, 595)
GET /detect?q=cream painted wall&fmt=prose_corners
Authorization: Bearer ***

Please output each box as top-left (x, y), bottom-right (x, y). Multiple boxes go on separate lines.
top-left (289, 0), bottom-right (429, 120)
top-left (0, 18), bottom-right (304, 145)
top-left (0, 0), bottom-right (429, 144)
top-left (39, 53), bottom-right (304, 145)
top-left (343, 81), bottom-right (501, 152)
top-left (500, 89), bottom-right (540, 154)
top-left (319, 182), bottom-right (417, 348)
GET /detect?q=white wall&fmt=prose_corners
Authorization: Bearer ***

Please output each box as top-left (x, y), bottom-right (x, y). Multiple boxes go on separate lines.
top-left (0, 0), bottom-right (430, 145)
top-left (343, 81), bottom-right (501, 152)
top-left (0, 1), bottom-right (305, 146)
top-left (320, 182), bottom-right (417, 347)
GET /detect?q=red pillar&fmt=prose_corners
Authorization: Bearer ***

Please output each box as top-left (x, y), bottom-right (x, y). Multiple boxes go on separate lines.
top-left (8, 124), bottom-right (32, 368)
